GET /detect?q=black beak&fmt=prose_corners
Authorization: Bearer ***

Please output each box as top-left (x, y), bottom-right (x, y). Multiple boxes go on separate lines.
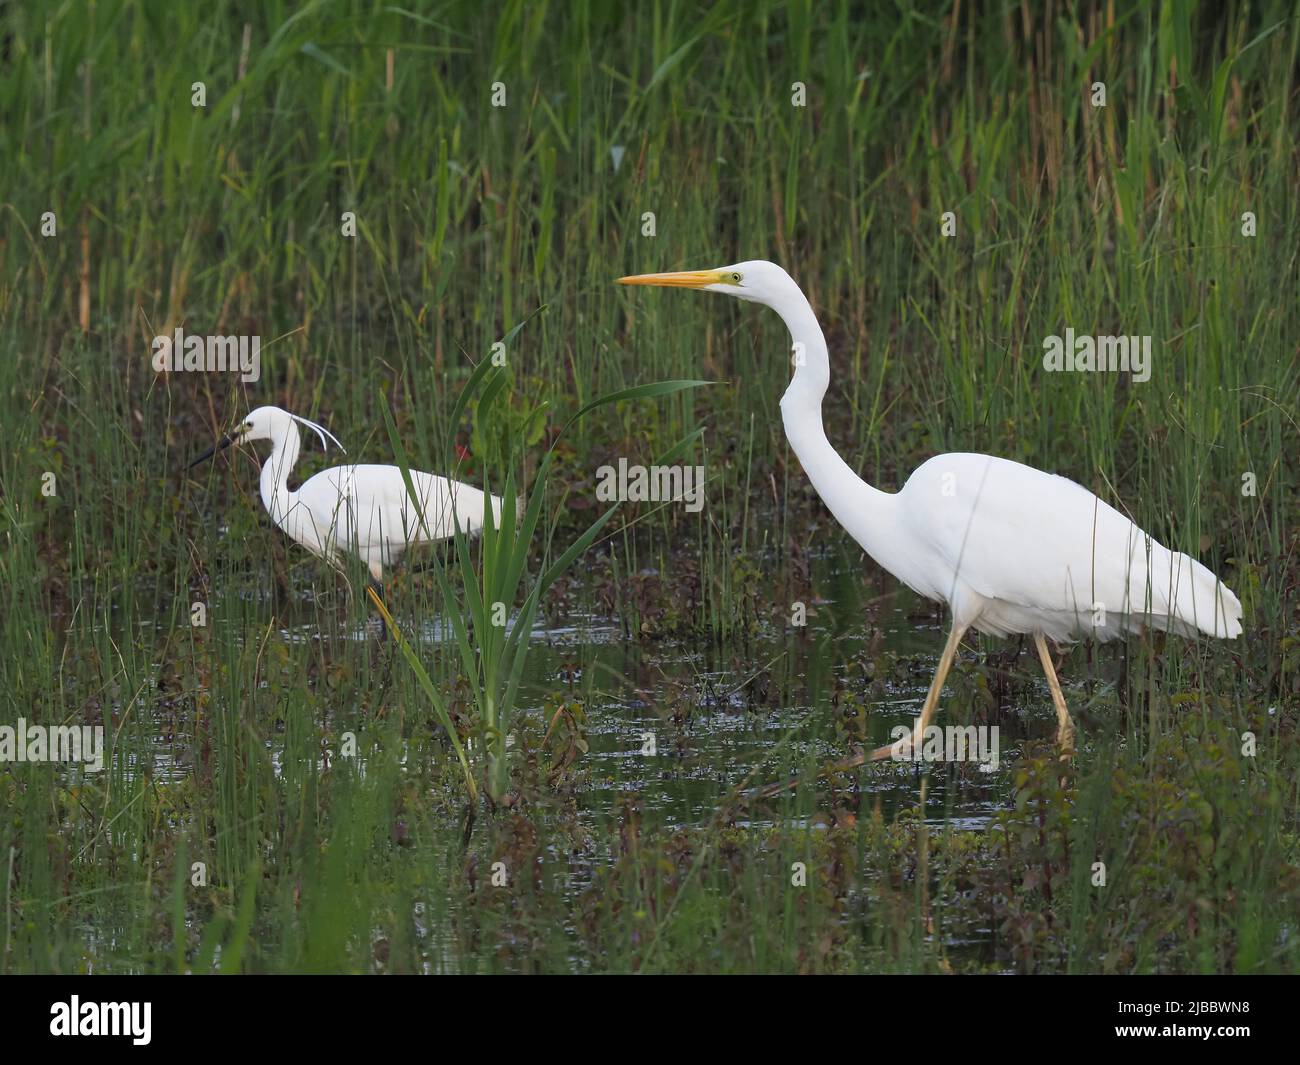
top-left (187, 433), bottom-right (239, 470)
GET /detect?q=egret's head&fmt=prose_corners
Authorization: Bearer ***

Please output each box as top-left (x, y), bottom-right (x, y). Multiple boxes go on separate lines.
top-left (236, 405), bottom-right (317, 445)
top-left (187, 405), bottom-right (344, 469)
top-left (617, 259), bottom-right (795, 306)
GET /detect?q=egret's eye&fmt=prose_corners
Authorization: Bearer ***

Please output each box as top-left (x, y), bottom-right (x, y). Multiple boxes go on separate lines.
top-left (728, 271), bottom-right (743, 284)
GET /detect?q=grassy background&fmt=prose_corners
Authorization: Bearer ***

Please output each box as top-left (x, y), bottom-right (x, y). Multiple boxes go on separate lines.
top-left (1, 0), bottom-right (1297, 972)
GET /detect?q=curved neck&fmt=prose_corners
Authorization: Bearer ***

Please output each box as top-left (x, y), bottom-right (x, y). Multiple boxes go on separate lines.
top-left (777, 289), bottom-right (831, 412)
top-left (260, 424), bottom-right (300, 522)
top-left (772, 285), bottom-right (894, 549)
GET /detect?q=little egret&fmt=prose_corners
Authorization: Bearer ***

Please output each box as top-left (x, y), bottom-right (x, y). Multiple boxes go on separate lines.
top-left (187, 405), bottom-right (505, 590)
top-left (618, 261), bottom-right (1242, 767)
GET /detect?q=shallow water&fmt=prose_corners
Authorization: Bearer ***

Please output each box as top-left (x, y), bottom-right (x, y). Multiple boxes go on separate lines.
top-left (167, 545), bottom-right (1058, 823)
top-left (64, 543), bottom-right (1079, 965)
top-left (414, 545), bottom-right (1045, 827)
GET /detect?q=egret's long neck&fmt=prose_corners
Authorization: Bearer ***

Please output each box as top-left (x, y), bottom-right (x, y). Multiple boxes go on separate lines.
top-left (260, 425), bottom-right (301, 524)
top-left (773, 286), bottom-right (895, 553)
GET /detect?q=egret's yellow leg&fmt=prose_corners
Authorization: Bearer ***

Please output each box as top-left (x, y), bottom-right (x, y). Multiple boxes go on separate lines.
top-left (869, 622), bottom-right (968, 761)
top-left (1033, 633), bottom-right (1075, 759)
top-left (755, 622), bottom-right (967, 798)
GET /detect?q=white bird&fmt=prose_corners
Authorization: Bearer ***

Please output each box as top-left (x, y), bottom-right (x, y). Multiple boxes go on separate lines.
top-left (618, 261), bottom-right (1242, 767)
top-left (188, 405), bottom-right (504, 590)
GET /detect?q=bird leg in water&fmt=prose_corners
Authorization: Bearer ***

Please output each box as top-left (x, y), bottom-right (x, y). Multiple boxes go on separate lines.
top-left (754, 622), bottom-right (968, 799)
top-left (868, 622), bottom-right (967, 761)
top-left (1033, 633), bottom-right (1076, 760)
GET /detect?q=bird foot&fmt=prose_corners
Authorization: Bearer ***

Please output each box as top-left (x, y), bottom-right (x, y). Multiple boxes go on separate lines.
top-left (754, 749), bottom-right (869, 799)
top-left (869, 737), bottom-right (911, 761)
top-left (1056, 722), bottom-right (1076, 762)
top-left (754, 776), bottom-right (798, 800)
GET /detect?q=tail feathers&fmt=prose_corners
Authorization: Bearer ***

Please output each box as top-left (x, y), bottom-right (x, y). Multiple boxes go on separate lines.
top-left (1163, 551), bottom-right (1242, 639)
top-left (455, 488), bottom-right (520, 535)
top-left (482, 491), bottom-right (523, 532)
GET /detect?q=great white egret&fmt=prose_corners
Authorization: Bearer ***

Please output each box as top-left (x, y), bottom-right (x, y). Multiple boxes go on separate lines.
top-left (187, 405), bottom-right (504, 590)
top-left (618, 261), bottom-right (1242, 768)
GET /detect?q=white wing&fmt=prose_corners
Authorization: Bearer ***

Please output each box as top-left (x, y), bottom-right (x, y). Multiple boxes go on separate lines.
top-left (289, 465), bottom-right (504, 577)
top-left (895, 453), bottom-right (1241, 641)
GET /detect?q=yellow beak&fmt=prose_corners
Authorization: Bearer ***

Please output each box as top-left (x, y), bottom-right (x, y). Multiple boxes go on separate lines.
top-left (617, 269), bottom-right (723, 288)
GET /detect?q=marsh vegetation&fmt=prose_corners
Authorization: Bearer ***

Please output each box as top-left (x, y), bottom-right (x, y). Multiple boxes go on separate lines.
top-left (1, 0), bottom-right (1296, 973)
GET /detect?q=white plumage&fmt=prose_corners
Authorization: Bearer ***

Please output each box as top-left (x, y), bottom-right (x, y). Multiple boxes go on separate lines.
top-left (619, 260), bottom-right (1242, 764)
top-left (878, 452), bottom-right (1241, 643)
top-left (191, 405), bottom-right (503, 584)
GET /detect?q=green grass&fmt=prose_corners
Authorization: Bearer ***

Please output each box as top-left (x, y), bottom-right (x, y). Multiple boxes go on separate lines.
top-left (0, 0), bottom-right (1296, 973)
